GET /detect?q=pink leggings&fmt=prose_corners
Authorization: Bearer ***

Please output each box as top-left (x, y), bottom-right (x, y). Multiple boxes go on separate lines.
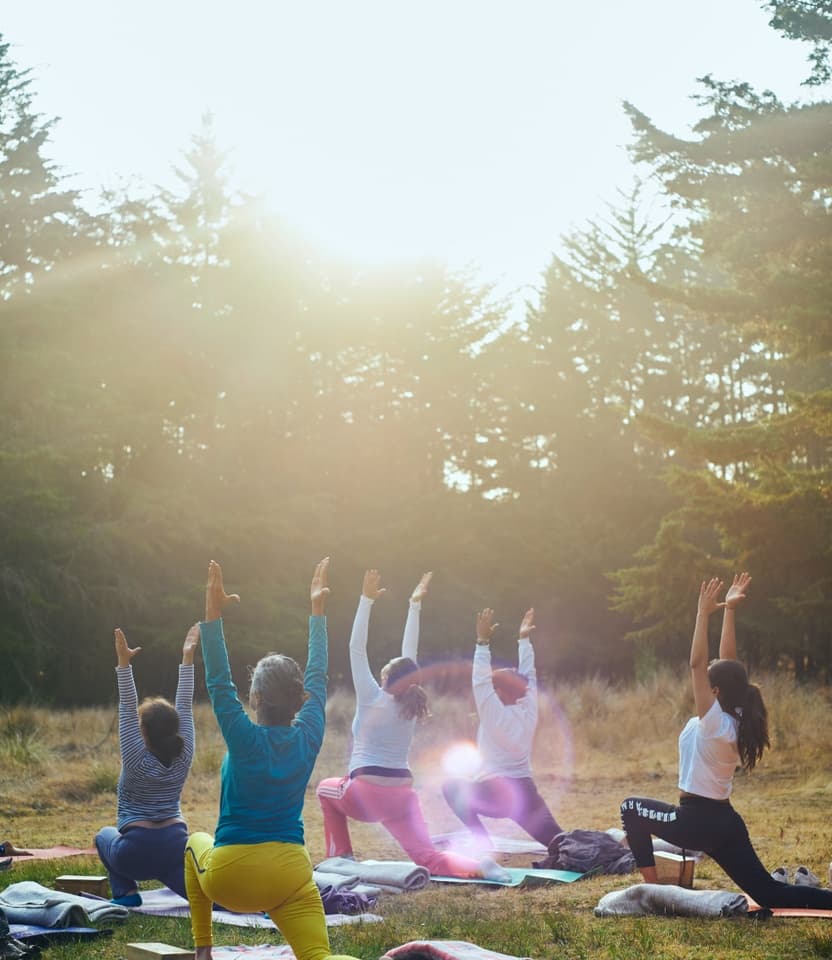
top-left (316, 776), bottom-right (481, 877)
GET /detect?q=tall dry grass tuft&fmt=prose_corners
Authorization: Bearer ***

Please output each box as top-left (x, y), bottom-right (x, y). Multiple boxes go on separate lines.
top-left (0, 706), bottom-right (48, 769)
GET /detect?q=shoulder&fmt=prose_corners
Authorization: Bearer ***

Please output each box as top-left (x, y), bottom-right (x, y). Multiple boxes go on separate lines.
top-left (697, 699), bottom-right (738, 742)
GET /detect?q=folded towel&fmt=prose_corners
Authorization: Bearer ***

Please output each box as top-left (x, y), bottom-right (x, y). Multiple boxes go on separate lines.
top-left (312, 871), bottom-right (360, 891)
top-left (595, 883), bottom-right (748, 918)
top-left (383, 940), bottom-right (531, 960)
top-left (315, 857), bottom-right (430, 892)
top-left (0, 882), bottom-right (129, 927)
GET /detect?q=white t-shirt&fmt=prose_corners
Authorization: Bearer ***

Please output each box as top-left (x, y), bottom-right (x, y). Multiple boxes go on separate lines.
top-left (473, 638), bottom-right (538, 780)
top-left (348, 595), bottom-right (420, 772)
top-left (678, 698), bottom-right (739, 800)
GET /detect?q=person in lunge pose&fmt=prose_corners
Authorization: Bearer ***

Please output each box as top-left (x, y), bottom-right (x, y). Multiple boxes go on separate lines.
top-left (442, 607), bottom-right (563, 849)
top-left (620, 573), bottom-right (832, 909)
top-left (316, 570), bottom-right (506, 879)
top-left (185, 559), bottom-right (356, 960)
top-left (95, 624), bottom-right (197, 904)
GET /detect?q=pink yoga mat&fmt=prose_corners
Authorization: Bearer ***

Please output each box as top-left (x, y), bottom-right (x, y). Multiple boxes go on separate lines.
top-left (12, 847), bottom-right (97, 862)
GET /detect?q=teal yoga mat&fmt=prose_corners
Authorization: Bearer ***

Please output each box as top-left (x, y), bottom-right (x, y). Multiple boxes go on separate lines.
top-left (431, 867), bottom-right (587, 887)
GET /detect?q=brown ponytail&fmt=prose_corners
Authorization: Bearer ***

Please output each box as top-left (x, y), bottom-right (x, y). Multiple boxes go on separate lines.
top-left (139, 697), bottom-right (184, 766)
top-left (384, 657), bottom-right (430, 722)
top-left (737, 682), bottom-right (769, 772)
top-left (708, 659), bottom-right (770, 771)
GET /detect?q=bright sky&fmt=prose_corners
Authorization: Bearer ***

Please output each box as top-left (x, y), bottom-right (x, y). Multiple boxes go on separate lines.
top-left (3, 0), bottom-right (817, 298)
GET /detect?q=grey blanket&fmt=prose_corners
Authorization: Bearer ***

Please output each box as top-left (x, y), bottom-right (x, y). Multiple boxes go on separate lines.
top-left (312, 871), bottom-right (381, 899)
top-left (315, 857), bottom-right (430, 892)
top-left (0, 882), bottom-right (129, 927)
top-left (595, 883), bottom-right (748, 918)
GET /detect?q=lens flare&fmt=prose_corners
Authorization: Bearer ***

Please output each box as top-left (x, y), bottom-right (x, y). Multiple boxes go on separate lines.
top-left (441, 740), bottom-right (482, 778)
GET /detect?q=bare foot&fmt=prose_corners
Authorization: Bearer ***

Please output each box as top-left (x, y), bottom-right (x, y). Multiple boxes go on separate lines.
top-left (195, 947), bottom-right (213, 960)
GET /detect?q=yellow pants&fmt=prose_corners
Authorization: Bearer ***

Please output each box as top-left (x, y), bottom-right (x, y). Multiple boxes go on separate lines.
top-left (184, 832), bottom-right (356, 960)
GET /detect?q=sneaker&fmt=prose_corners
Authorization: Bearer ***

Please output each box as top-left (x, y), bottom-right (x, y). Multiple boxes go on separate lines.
top-left (794, 866), bottom-right (821, 887)
top-left (111, 892), bottom-right (142, 907)
top-left (770, 866), bottom-right (789, 883)
top-left (479, 856), bottom-right (512, 883)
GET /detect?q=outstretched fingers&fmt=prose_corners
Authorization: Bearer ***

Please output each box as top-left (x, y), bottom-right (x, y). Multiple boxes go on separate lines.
top-left (477, 608), bottom-right (499, 640)
top-left (411, 571), bottom-right (433, 603)
top-left (519, 607), bottom-right (536, 638)
top-left (362, 568), bottom-right (386, 600)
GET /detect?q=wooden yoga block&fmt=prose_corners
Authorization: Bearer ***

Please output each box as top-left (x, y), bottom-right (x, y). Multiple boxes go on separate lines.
top-left (126, 945), bottom-right (195, 960)
top-left (54, 874), bottom-right (110, 896)
top-left (654, 851), bottom-right (695, 888)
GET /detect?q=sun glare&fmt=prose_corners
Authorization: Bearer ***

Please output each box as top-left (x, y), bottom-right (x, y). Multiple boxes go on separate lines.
top-left (441, 741), bottom-right (482, 778)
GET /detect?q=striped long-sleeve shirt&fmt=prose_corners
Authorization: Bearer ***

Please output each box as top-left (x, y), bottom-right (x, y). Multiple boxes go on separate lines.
top-left (115, 663), bottom-right (195, 830)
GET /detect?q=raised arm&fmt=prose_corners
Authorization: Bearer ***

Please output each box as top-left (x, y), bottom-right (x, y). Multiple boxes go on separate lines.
top-left (472, 607), bottom-right (500, 712)
top-left (517, 608), bottom-right (537, 686)
top-left (402, 572), bottom-right (432, 662)
top-left (719, 572), bottom-right (751, 661)
top-left (349, 569), bottom-right (385, 703)
top-left (200, 562), bottom-right (256, 754)
top-left (114, 628), bottom-right (146, 769)
top-left (690, 578), bottom-right (723, 718)
top-left (294, 558), bottom-right (330, 753)
top-left (175, 623), bottom-right (198, 761)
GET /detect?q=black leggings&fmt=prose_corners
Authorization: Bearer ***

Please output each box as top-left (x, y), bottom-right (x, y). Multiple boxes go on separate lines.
top-left (620, 794), bottom-right (832, 909)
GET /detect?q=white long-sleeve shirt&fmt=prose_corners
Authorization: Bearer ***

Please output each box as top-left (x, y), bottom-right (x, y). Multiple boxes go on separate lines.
top-left (473, 638), bottom-right (538, 779)
top-left (348, 594), bottom-right (421, 772)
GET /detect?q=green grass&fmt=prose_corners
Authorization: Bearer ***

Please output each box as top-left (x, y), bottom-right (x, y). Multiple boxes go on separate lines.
top-left (3, 675), bottom-right (832, 958)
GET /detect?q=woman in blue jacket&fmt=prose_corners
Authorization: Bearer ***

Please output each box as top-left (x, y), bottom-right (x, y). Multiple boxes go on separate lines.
top-left (185, 559), bottom-right (355, 960)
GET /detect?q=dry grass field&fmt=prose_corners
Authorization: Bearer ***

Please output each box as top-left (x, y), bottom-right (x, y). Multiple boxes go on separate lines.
top-left (2, 670), bottom-right (832, 959)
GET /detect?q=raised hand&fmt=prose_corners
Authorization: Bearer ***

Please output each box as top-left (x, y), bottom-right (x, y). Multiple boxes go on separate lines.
top-left (182, 622), bottom-right (200, 665)
top-left (362, 569), bottom-right (386, 601)
top-left (311, 557), bottom-right (331, 615)
top-left (697, 577), bottom-right (724, 619)
top-left (114, 627), bottom-right (141, 668)
top-left (205, 560), bottom-right (241, 622)
top-left (477, 608), bottom-right (499, 642)
top-left (519, 608), bottom-right (536, 639)
top-left (724, 572), bottom-right (751, 609)
top-left (410, 571), bottom-right (433, 604)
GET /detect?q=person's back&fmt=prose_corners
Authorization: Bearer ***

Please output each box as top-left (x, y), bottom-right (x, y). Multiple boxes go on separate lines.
top-left (185, 559), bottom-right (357, 960)
top-left (95, 625), bottom-right (197, 905)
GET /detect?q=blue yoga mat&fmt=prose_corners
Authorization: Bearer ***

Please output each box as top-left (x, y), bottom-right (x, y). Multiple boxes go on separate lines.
top-left (431, 867), bottom-right (586, 886)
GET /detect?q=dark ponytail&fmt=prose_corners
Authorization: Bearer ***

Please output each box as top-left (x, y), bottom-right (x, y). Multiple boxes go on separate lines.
top-left (139, 697), bottom-right (184, 766)
top-left (708, 659), bottom-right (770, 771)
top-left (737, 682), bottom-right (769, 772)
top-left (384, 657), bottom-right (430, 722)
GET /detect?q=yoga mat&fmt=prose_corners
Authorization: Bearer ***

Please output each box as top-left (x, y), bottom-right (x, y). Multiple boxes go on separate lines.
top-left (12, 847), bottom-right (97, 862)
top-left (10, 924), bottom-right (112, 943)
top-left (384, 940), bottom-right (532, 960)
top-left (745, 895), bottom-right (832, 919)
top-left (214, 947), bottom-right (296, 960)
top-left (431, 833), bottom-right (547, 856)
top-left (133, 887), bottom-right (382, 927)
top-left (431, 867), bottom-right (586, 887)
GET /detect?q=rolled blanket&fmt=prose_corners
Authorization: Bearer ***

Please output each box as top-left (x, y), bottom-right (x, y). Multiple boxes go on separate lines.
top-left (0, 882), bottom-right (129, 927)
top-left (595, 883), bottom-right (748, 919)
top-left (312, 870), bottom-right (360, 891)
top-left (315, 857), bottom-right (430, 892)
